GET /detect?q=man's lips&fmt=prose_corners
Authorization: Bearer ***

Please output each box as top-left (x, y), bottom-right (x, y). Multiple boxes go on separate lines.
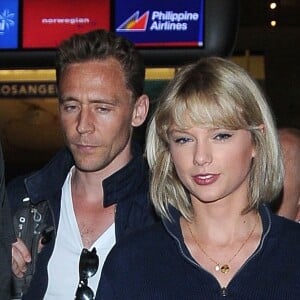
top-left (192, 174), bottom-right (220, 185)
top-left (74, 143), bottom-right (99, 152)
top-left (73, 141), bottom-right (99, 147)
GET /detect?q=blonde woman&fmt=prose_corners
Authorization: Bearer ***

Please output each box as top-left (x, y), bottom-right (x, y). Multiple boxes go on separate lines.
top-left (98, 57), bottom-right (300, 299)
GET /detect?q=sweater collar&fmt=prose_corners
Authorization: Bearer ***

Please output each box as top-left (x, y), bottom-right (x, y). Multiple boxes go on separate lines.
top-left (162, 203), bottom-right (273, 245)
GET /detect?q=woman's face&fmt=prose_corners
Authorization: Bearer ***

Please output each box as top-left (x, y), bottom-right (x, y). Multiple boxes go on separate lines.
top-left (168, 126), bottom-right (256, 206)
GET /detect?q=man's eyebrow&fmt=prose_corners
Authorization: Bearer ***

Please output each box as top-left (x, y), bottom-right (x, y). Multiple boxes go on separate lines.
top-left (58, 96), bottom-right (76, 102)
top-left (90, 98), bottom-right (120, 105)
top-left (59, 97), bottom-right (120, 105)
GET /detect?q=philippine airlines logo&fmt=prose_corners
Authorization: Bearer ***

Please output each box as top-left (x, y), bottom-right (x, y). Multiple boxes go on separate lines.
top-left (117, 11), bottom-right (149, 32)
top-left (0, 9), bottom-right (15, 35)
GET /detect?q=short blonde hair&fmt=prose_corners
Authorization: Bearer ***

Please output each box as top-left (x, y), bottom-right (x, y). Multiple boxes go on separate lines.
top-left (146, 57), bottom-right (283, 220)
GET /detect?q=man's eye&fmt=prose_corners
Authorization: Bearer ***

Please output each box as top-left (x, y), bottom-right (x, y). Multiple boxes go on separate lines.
top-left (96, 106), bottom-right (112, 113)
top-left (63, 105), bottom-right (77, 112)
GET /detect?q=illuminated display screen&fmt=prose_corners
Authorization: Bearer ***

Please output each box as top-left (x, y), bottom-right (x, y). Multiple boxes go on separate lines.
top-left (0, 0), bottom-right (239, 68)
top-left (0, 0), bottom-right (19, 49)
top-left (22, 0), bottom-right (110, 49)
top-left (114, 0), bottom-right (204, 48)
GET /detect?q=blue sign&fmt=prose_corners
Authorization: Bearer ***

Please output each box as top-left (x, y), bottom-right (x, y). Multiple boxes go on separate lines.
top-left (114, 0), bottom-right (204, 48)
top-left (0, 0), bottom-right (19, 49)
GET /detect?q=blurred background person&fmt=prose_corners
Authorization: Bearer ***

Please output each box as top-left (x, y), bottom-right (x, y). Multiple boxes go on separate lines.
top-left (0, 140), bottom-right (14, 300)
top-left (272, 127), bottom-right (300, 222)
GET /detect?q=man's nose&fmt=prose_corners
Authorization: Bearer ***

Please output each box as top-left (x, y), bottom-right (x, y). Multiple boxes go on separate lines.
top-left (76, 108), bottom-right (95, 134)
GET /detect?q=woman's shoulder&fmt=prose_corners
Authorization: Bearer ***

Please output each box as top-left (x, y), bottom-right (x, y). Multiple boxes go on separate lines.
top-left (272, 213), bottom-right (300, 229)
top-left (271, 213), bottom-right (300, 245)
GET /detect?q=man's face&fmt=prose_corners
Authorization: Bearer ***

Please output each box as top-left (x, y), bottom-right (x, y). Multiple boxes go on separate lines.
top-left (58, 58), bottom-right (144, 174)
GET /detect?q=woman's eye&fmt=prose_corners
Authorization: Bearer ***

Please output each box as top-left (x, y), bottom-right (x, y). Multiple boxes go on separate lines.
top-left (174, 137), bottom-right (191, 144)
top-left (214, 133), bottom-right (232, 141)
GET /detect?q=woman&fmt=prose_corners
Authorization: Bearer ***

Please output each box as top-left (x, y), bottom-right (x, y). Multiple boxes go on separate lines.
top-left (98, 57), bottom-right (300, 299)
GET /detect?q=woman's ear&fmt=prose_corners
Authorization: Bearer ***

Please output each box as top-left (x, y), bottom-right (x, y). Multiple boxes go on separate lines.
top-left (258, 124), bottom-right (265, 134)
top-left (296, 201), bottom-right (300, 223)
top-left (131, 94), bottom-right (149, 127)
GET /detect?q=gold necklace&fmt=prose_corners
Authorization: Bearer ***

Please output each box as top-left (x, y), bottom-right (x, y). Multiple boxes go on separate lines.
top-left (186, 214), bottom-right (259, 274)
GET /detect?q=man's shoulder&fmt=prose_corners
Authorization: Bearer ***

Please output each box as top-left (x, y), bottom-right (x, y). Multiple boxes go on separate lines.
top-left (7, 174), bottom-right (29, 207)
top-left (113, 222), bottom-right (166, 254)
top-left (7, 147), bottom-right (73, 208)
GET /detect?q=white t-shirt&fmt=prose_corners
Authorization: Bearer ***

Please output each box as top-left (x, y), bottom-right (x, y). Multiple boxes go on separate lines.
top-left (44, 167), bottom-right (116, 299)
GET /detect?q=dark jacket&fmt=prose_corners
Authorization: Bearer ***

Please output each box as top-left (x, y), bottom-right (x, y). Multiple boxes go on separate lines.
top-left (7, 143), bottom-right (158, 299)
top-left (99, 204), bottom-right (300, 300)
top-left (0, 142), bottom-right (14, 300)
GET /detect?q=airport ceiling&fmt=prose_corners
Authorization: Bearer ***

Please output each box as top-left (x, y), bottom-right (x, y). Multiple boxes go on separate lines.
top-left (239, 0), bottom-right (300, 28)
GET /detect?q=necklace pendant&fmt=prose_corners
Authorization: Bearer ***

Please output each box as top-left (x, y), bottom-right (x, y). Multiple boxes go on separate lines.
top-left (215, 264), bottom-right (221, 272)
top-left (220, 264), bottom-right (230, 274)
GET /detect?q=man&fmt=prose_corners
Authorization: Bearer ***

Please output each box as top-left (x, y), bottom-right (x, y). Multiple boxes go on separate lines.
top-left (273, 127), bottom-right (300, 221)
top-left (0, 141), bottom-right (14, 300)
top-left (8, 29), bottom-right (158, 299)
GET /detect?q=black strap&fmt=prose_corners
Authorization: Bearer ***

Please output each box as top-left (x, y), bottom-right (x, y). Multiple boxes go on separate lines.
top-left (11, 198), bottom-right (52, 299)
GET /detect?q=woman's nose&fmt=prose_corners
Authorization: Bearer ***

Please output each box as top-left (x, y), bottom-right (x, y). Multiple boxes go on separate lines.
top-left (193, 141), bottom-right (213, 166)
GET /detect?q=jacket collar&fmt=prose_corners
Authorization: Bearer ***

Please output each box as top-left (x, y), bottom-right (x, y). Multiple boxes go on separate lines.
top-left (25, 142), bottom-right (148, 206)
top-left (102, 143), bottom-right (148, 207)
top-left (25, 147), bottom-right (73, 203)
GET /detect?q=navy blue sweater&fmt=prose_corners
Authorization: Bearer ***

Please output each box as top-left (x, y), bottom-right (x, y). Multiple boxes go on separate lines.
top-left (99, 204), bottom-right (300, 300)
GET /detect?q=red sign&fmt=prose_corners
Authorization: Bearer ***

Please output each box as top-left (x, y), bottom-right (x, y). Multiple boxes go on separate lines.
top-left (22, 0), bottom-right (110, 49)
